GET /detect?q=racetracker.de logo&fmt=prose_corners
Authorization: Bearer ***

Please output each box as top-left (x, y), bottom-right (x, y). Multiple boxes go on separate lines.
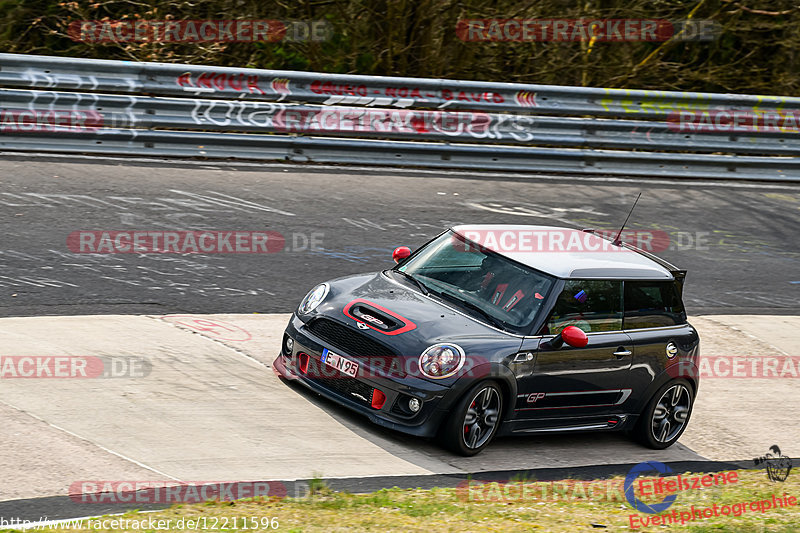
top-left (456, 19), bottom-right (718, 42)
top-left (0, 356), bottom-right (151, 379)
top-left (0, 109), bottom-right (103, 133)
top-left (667, 110), bottom-right (800, 133)
top-left (456, 479), bottom-right (627, 503)
top-left (453, 229), bottom-right (670, 253)
top-left (67, 231), bottom-right (285, 254)
top-left (69, 481), bottom-right (287, 503)
top-left (294, 354), bottom-right (491, 381)
top-left (668, 355), bottom-right (800, 379)
top-left (68, 20), bottom-right (332, 43)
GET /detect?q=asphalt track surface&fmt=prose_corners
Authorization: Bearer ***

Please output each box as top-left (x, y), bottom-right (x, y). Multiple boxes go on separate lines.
top-left (0, 311), bottom-right (714, 522)
top-left (0, 153), bottom-right (799, 318)
top-left (1, 311), bottom-right (796, 523)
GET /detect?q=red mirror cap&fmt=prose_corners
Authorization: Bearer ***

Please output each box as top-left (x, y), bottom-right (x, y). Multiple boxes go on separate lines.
top-left (562, 326), bottom-right (588, 348)
top-left (393, 246), bottom-right (412, 263)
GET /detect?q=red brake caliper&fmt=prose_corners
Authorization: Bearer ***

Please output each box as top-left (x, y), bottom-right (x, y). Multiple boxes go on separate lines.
top-left (465, 401), bottom-right (475, 433)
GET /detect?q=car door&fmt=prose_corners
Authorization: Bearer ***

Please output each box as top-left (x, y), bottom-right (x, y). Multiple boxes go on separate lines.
top-left (622, 279), bottom-right (700, 410)
top-left (510, 280), bottom-right (634, 431)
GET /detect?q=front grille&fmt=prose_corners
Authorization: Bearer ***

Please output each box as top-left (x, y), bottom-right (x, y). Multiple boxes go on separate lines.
top-left (312, 374), bottom-right (375, 407)
top-left (306, 317), bottom-right (399, 360)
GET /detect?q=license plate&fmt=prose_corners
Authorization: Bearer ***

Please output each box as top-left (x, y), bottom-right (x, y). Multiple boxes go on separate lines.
top-left (321, 348), bottom-right (359, 378)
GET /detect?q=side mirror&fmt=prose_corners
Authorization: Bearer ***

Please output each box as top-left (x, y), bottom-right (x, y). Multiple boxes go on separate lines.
top-left (562, 326), bottom-right (589, 347)
top-left (546, 326), bottom-right (589, 349)
top-left (393, 246), bottom-right (412, 264)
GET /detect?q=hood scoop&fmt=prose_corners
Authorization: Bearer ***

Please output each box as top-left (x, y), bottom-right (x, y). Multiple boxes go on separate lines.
top-left (342, 298), bottom-right (417, 335)
top-left (350, 303), bottom-right (398, 331)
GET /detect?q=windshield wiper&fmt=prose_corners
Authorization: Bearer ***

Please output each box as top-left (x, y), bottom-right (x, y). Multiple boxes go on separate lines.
top-left (393, 269), bottom-right (429, 296)
top-left (431, 289), bottom-right (507, 331)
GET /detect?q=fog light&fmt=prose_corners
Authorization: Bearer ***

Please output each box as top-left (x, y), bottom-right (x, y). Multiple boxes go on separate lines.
top-left (284, 336), bottom-right (294, 354)
top-left (408, 397), bottom-right (421, 413)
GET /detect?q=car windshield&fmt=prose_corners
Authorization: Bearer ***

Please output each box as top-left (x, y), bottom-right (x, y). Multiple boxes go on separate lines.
top-left (396, 230), bottom-right (555, 332)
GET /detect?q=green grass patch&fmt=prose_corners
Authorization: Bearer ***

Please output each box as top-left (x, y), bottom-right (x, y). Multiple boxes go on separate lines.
top-left (2, 469), bottom-right (798, 532)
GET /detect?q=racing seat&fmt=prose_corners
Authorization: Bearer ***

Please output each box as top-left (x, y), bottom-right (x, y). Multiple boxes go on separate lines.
top-left (476, 256), bottom-right (547, 315)
top-left (482, 274), bottom-right (530, 312)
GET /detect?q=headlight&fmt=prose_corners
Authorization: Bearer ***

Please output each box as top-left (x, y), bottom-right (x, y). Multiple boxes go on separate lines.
top-left (298, 283), bottom-right (329, 314)
top-left (418, 343), bottom-right (465, 379)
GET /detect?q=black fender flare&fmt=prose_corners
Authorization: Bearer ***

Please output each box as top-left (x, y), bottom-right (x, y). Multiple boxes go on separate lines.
top-left (632, 363), bottom-right (699, 415)
top-left (436, 362), bottom-right (518, 419)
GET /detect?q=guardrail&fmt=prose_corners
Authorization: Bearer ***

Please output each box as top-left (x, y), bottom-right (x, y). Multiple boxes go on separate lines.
top-left (1, 53), bottom-right (799, 181)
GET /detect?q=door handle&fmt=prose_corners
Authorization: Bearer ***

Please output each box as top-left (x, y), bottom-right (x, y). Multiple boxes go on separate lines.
top-left (613, 348), bottom-right (632, 358)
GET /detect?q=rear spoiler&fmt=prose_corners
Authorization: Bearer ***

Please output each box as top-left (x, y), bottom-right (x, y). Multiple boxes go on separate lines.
top-left (581, 228), bottom-right (686, 281)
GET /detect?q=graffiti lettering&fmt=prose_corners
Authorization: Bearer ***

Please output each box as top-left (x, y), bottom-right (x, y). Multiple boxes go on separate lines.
top-left (441, 88), bottom-right (505, 104)
top-left (184, 100), bottom-right (538, 141)
top-left (177, 72), bottom-right (265, 95)
top-left (310, 81), bottom-right (368, 97)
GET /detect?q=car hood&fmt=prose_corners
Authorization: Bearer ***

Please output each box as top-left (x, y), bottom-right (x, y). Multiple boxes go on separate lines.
top-left (305, 271), bottom-right (523, 369)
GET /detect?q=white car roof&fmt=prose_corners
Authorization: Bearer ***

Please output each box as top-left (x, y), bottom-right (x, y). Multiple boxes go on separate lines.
top-left (451, 224), bottom-right (674, 280)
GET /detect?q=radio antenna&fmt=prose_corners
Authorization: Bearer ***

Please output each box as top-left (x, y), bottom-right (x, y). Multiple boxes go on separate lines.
top-left (613, 192), bottom-right (642, 246)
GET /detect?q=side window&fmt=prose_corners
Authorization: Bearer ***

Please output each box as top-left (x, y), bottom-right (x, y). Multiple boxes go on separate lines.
top-left (545, 280), bottom-right (622, 335)
top-left (624, 281), bottom-right (687, 329)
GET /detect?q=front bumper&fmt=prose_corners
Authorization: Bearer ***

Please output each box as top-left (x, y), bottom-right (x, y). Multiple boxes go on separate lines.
top-left (272, 313), bottom-right (452, 438)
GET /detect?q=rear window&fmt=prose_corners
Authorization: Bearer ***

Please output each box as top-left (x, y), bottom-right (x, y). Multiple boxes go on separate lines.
top-left (624, 281), bottom-right (686, 329)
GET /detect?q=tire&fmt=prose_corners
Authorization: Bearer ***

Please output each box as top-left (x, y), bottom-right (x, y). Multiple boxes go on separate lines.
top-left (438, 380), bottom-right (503, 456)
top-left (633, 379), bottom-right (694, 449)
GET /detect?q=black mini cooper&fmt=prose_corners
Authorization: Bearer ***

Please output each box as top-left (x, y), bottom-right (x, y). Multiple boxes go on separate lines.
top-left (273, 225), bottom-right (699, 455)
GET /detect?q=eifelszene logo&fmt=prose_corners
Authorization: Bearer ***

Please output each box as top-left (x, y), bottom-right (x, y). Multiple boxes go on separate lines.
top-left (625, 461), bottom-right (678, 514)
top-left (624, 461), bottom-right (739, 514)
